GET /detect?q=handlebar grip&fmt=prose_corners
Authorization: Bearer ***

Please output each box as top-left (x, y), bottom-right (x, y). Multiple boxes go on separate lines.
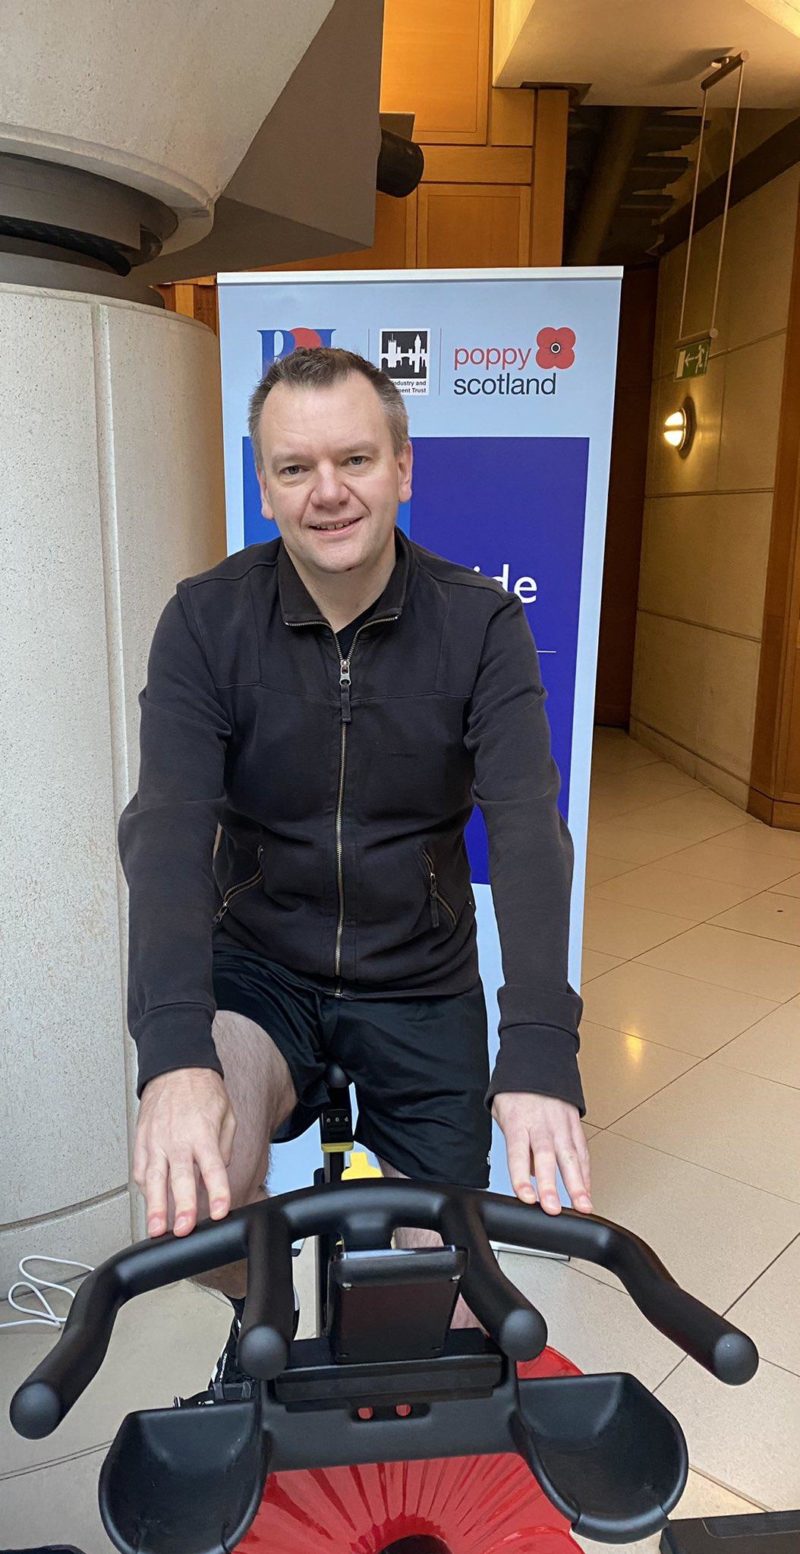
top-left (441, 1195), bottom-right (548, 1360)
top-left (613, 1259), bottom-right (757, 1384)
top-left (10, 1214), bottom-right (250, 1438)
top-left (10, 1268), bottom-right (120, 1439)
top-left (479, 1196), bottom-right (758, 1385)
top-left (238, 1209), bottom-right (295, 1380)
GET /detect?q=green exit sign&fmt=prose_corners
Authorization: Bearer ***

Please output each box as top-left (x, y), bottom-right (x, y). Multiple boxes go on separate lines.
top-left (675, 337), bottom-right (711, 380)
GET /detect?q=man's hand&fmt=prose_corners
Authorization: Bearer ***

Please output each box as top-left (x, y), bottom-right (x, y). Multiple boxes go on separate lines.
top-left (492, 1092), bottom-right (592, 1215)
top-left (133, 1068), bottom-right (237, 1238)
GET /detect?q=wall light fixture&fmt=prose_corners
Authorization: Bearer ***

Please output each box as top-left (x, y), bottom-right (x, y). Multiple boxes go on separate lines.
top-left (662, 397), bottom-right (696, 458)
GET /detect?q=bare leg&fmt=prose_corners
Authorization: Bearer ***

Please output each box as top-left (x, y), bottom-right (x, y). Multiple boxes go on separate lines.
top-left (175, 1009), bottom-right (297, 1300)
top-left (378, 1157), bottom-right (482, 1331)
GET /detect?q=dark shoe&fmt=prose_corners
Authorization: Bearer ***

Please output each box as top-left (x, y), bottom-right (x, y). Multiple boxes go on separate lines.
top-left (175, 1286), bottom-right (300, 1408)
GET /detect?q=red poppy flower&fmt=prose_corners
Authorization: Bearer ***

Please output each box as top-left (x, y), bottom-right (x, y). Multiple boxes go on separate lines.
top-left (536, 328), bottom-right (576, 370)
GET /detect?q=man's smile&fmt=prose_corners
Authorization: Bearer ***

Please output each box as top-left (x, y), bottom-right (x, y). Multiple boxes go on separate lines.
top-left (308, 516), bottom-right (364, 534)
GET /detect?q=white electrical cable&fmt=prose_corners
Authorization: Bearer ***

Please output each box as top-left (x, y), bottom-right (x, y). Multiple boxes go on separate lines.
top-left (0, 1255), bottom-right (94, 1330)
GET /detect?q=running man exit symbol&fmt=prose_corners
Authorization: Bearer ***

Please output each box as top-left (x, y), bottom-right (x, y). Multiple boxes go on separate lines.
top-left (674, 337), bottom-right (711, 380)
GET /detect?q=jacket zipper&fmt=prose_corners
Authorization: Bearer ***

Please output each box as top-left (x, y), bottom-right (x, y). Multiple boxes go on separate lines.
top-left (332, 614), bottom-right (398, 993)
top-left (286, 610), bottom-right (399, 991)
top-left (212, 845), bottom-right (263, 926)
top-left (422, 848), bottom-right (458, 929)
top-left (334, 655), bottom-right (350, 986)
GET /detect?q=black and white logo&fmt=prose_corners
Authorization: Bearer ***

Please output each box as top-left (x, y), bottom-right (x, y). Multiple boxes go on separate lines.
top-left (379, 328), bottom-right (429, 394)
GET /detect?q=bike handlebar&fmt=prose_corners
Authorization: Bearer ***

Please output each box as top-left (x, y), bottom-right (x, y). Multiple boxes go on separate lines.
top-left (10, 1179), bottom-right (758, 1440)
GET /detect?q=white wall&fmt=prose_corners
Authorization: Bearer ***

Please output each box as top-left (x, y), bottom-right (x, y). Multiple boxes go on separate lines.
top-left (632, 164), bottom-right (800, 804)
top-left (0, 287), bottom-right (226, 1290)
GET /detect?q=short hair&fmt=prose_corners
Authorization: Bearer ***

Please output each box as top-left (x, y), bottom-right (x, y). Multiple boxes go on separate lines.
top-left (248, 346), bottom-right (410, 473)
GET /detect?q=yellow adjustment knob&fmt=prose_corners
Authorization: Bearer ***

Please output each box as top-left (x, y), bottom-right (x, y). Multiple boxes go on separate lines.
top-left (341, 1151), bottom-right (383, 1180)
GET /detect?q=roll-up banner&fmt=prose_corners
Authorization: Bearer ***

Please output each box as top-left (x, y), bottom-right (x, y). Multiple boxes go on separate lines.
top-left (218, 268), bottom-right (622, 1201)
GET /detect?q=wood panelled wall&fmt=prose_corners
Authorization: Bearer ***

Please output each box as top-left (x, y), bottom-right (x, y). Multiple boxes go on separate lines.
top-left (157, 0), bottom-right (568, 322)
top-left (749, 188), bottom-right (800, 829)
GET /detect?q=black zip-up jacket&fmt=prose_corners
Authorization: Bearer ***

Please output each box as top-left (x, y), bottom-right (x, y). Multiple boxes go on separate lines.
top-left (118, 530), bottom-right (585, 1111)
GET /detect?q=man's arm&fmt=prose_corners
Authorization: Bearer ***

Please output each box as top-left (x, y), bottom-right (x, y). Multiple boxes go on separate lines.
top-left (119, 586), bottom-right (229, 1095)
top-left (119, 586), bottom-right (235, 1236)
top-left (465, 594), bottom-right (592, 1213)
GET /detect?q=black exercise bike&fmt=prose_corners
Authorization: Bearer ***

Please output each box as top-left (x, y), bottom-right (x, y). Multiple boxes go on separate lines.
top-left (10, 1063), bottom-right (761, 1554)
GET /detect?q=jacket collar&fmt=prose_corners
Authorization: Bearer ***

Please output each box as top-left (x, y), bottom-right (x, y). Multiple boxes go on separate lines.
top-left (278, 527), bottom-right (412, 627)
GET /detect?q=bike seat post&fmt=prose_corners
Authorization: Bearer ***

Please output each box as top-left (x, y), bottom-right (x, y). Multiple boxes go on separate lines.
top-left (320, 1062), bottom-right (353, 1186)
top-left (315, 1062), bottom-right (355, 1333)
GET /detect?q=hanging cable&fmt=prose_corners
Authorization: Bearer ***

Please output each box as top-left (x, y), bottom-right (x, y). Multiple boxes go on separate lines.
top-left (0, 1255), bottom-right (94, 1330)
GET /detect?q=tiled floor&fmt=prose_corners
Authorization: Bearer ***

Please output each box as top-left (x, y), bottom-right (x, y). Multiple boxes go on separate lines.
top-left (2, 728), bottom-right (799, 1551)
top-left (564, 729), bottom-right (800, 1545)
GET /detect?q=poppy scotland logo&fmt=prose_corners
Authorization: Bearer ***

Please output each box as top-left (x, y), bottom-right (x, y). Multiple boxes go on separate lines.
top-left (259, 327), bottom-right (335, 371)
top-left (536, 327), bottom-right (576, 370)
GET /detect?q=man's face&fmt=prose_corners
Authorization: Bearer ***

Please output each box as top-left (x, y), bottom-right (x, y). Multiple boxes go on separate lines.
top-left (256, 372), bottom-right (412, 585)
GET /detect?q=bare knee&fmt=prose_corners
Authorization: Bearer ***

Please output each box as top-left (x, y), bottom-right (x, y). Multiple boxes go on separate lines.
top-left (206, 1009), bottom-right (298, 1208)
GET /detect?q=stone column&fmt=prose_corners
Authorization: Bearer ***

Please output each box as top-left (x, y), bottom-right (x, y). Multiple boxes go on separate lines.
top-left (0, 284), bottom-right (226, 1283)
top-left (0, 0), bottom-right (379, 1286)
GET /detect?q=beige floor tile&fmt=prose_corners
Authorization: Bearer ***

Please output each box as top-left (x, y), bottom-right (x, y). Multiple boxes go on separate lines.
top-left (581, 1133), bottom-right (800, 1310)
top-left (581, 948), bottom-right (625, 983)
top-left (708, 822), bottom-right (800, 862)
top-left (591, 771), bottom-right (701, 819)
top-left (497, 1250), bottom-right (683, 1388)
top-left (583, 897), bottom-right (695, 958)
top-left (773, 871), bottom-right (800, 898)
top-left (611, 1062), bottom-right (800, 1202)
top-left (727, 1233), bottom-right (800, 1376)
top-left (639, 924), bottom-right (800, 1002)
top-left (714, 996), bottom-right (800, 1088)
top-left (0, 1446), bottom-right (116, 1554)
top-left (591, 735), bottom-right (661, 776)
top-left (621, 790), bottom-right (750, 845)
top-left (579, 1022), bottom-right (697, 1129)
top-left (653, 839), bottom-right (800, 892)
top-left (590, 791), bottom-right (645, 823)
top-left (581, 961), bottom-right (777, 1058)
top-left (0, 1278), bottom-right (231, 1475)
top-left (710, 890), bottom-right (800, 947)
top-left (576, 1469), bottom-right (763, 1554)
top-left (587, 820), bottom-right (693, 864)
top-left (588, 863), bottom-right (756, 923)
top-left (585, 854), bottom-right (636, 886)
top-left (656, 1355), bottom-right (800, 1510)
top-left (592, 760), bottom-right (698, 796)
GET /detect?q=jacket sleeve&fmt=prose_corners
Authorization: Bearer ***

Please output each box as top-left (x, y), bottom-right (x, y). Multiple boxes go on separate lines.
top-left (464, 594), bottom-right (585, 1114)
top-left (118, 586), bottom-right (230, 1096)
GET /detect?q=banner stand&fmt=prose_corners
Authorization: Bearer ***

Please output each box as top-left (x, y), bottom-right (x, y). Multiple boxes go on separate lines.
top-left (218, 266), bottom-right (622, 1216)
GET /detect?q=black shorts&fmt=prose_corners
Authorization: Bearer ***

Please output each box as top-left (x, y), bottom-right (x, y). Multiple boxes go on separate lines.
top-left (211, 940), bottom-right (492, 1189)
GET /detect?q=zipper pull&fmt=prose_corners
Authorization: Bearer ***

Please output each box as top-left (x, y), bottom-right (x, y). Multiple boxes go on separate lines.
top-left (212, 902), bottom-right (227, 926)
top-left (429, 867), bottom-right (440, 929)
top-left (339, 658), bottom-right (352, 724)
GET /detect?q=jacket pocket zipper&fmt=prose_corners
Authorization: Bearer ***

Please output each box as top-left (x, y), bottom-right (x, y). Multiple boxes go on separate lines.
top-left (213, 845), bottom-right (263, 926)
top-left (422, 849), bottom-right (458, 929)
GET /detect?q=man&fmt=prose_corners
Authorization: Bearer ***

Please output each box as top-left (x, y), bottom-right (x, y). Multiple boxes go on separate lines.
top-left (119, 345), bottom-right (591, 1390)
